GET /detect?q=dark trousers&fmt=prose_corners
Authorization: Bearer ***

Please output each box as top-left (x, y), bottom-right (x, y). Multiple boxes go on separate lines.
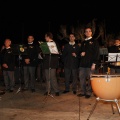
top-left (14, 67), bottom-right (24, 84)
top-left (3, 70), bottom-right (15, 90)
top-left (36, 62), bottom-right (46, 82)
top-left (110, 68), bottom-right (120, 74)
top-left (44, 69), bottom-right (59, 93)
top-left (79, 67), bottom-right (93, 95)
top-left (23, 66), bottom-right (36, 89)
top-left (64, 68), bottom-right (78, 91)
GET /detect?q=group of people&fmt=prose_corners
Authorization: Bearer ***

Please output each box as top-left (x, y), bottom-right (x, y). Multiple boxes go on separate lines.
top-left (0, 32), bottom-right (61, 96)
top-left (0, 26), bottom-right (120, 99)
top-left (61, 27), bottom-right (100, 99)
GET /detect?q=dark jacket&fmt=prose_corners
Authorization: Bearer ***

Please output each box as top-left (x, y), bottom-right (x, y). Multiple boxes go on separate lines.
top-left (62, 43), bottom-right (80, 69)
top-left (22, 43), bottom-right (40, 67)
top-left (42, 41), bottom-right (60, 69)
top-left (1, 48), bottom-right (15, 71)
top-left (108, 45), bottom-right (120, 53)
top-left (79, 38), bottom-right (100, 68)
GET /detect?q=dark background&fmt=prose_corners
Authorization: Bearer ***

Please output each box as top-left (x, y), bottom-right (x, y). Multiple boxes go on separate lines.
top-left (0, 1), bottom-right (120, 46)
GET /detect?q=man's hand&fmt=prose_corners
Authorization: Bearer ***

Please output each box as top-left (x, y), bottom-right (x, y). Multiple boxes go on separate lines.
top-left (81, 52), bottom-right (85, 56)
top-left (25, 59), bottom-right (30, 64)
top-left (91, 64), bottom-right (96, 70)
top-left (2, 64), bottom-right (8, 68)
top-left (72, 52), bottom-right (76, 57)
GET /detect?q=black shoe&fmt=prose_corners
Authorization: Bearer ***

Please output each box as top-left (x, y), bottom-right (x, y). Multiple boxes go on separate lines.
top-left (44, 92), bottom-right (51, 95)
top-left (62, 90), bottom-right (69, 94)
top-left (77, 93), bottom-right (86, 97)
top-left (31, 89), bottom-right (35, 92)
top-left (0, 91), bottom-right (5, 95)
top-left (73, 91), bottom-right (76, 94)
top-left (55, 92), bottom-right (59, 96)
top-left (85, 95), bottom-right (91, 98)
top-left (9, 90), bottom-right (14, 92)
top-left (22, 88), bottom-right (28, 91)
top-left (5, 89), bottom-right (10, 92)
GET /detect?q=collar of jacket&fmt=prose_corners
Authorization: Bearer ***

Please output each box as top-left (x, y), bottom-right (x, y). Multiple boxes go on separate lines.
top-left (69, 41), bottom-right (75, 45)
top-left (6, 47), bottom-right (11, 49)
top-left (85, 37), bottom-right (92, 41)
top-left (28, 42), bottom-right (33, 44)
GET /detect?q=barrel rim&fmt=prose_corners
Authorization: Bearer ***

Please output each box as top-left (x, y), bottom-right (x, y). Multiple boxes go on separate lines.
top-left (91, 74), bottom-right (120, 77)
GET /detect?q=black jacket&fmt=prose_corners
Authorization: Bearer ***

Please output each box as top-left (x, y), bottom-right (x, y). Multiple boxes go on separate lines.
top-left (1, 48), bottom-right (15, 71)
top-left (62, 43), bottom-right (80, 69)
top-left (79, 38), bottom-right (100, 68)
top-left (108, 45), bottom-right (120, 53)
top-left (22, 43), bottom-right (40, 67)
top-left (42, 41), bottom-right (60, 69)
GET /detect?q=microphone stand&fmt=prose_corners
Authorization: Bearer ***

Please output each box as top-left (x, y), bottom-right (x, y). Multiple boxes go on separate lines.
top-left (16, 54), bottom-right (22, 94)
top-left (10, 53), bottom-right (27, 101)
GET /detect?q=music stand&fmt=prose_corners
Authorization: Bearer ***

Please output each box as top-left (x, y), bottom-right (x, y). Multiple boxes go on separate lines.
top-left (108, 53), bottom-right (120, 73)
top-left (12, 44), bottom-right (27, 94)
top-left (108, 53), bottom-right (120, 62)
top-left (99, 48), bottom-right (108, 73)
top-left (99, 48), bottom-right (108, 55)
top-left (39, 42), bottom-right (59, 106)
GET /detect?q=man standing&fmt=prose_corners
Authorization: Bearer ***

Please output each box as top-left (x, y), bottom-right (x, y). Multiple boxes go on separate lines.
top-left (42, 32), bottom-right (60, 96)
top-left (1, 38), bottom-right (15, 92)
top-left (77, 27), bottom-right (100, 98)
top-left (62, 33), bottom-right (80, 94)
top-left (22, 35), bottom-right (40, 92)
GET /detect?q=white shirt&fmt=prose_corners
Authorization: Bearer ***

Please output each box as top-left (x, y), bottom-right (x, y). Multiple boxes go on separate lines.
top-left (28, 42), bottom-right (33, 44)
top-left (6, 47), bottom-right (11, 49)
top-left (85, 37), bottom-right (92, 41)
top-left (69, 41), bottom-right (75, 45)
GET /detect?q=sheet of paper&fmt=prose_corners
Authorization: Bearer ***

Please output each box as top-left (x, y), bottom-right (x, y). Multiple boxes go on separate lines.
top-left (47, 42), bottom-right (59, 54)
top-left (108, 53), bottom-right (120, 62)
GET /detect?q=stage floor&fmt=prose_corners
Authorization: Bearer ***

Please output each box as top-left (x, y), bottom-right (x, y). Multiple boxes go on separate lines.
top-left (0, 77), bottom-right (120, 120)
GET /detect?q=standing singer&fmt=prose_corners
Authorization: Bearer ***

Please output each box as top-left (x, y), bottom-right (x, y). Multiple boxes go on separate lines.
top-left (43, 32), bottom-right (60, 96)
top-left (77, 27), bottom-right (100, 98)
top-left (62, 33), bottom-right (80, 94)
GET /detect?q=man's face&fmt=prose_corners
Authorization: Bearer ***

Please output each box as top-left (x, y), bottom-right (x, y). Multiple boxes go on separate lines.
top-left (115, 40), bottom-right (120, 46)
top-left (45, 35), bottom-right (49, 42)
top-left (84, 28), bottom-right (92, 38)
top-left (69, 34), bottom-right (75, 42)
top-left (27, 36), bottom-right (34, 43)
top-left (4, 39), bottom-right (11, 47)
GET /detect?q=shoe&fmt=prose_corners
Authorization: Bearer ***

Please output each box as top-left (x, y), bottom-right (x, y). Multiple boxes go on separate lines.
top-left (77, 93), bottom-right (86, 97)
top-left (31, 89), bottom-right (35, 92)
top-left (22, 88), bottom-right (28, 91)
top-left (55, 92), bottom-right (59, 96)
top-left (5, 89), bottom-right (10, 92)
top-left (0, 91), bottom-right (5, 95)
top-left (62, 90), bottom-right (69, 94)
top-left (9, 90), bottom-right (14, 92)
top-left (85, 95), bottom-right (91, 98)
top-left (73, 91), bottom-right (76, 94)
top-left (44, 92), bottom-right (51, 95)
